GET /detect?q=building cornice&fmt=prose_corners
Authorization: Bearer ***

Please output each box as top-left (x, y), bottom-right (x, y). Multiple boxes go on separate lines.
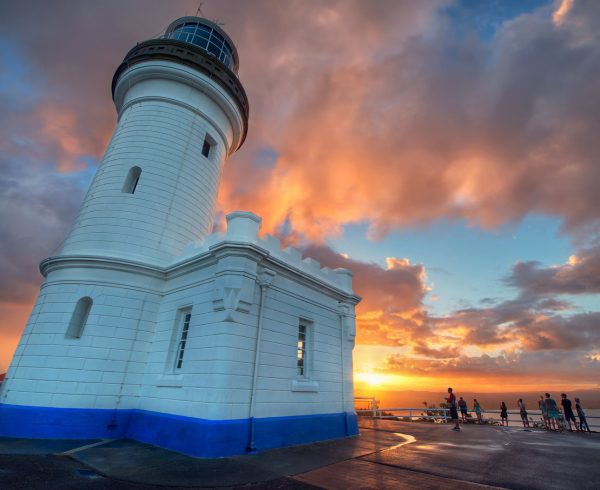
top-left (112, 39), bottom-right (248, 151)
top-left (42, 240), bottom-right (361, 305)
top-left (40, 255), bottom-right (166, 280)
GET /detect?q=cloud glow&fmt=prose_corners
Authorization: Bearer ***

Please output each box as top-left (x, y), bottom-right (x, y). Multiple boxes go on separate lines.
top-left (0, 1), bottom-right (598, 394)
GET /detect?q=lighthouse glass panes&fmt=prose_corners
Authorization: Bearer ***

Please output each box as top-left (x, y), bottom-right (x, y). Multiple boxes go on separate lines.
top-left (175, 311), bottom-right (192, 369)
top-left (297, 323), bottom-right (307, 376)
top-left (166, 22), bottom-right (234, 70)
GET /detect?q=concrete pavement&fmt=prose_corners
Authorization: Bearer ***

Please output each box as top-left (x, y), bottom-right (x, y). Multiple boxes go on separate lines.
top-left (0, 419), bottom-right (598, 489)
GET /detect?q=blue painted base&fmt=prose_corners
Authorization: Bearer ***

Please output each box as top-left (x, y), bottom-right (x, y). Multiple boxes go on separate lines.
top-left (0, 404), bottom-right (358, 458)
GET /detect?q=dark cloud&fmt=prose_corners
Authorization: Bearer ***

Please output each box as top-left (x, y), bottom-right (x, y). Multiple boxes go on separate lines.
top-left (513, 311), bottom-right (600, 351)
top-left (0, 160), bottom-right (88, 302)
top-left (300, 244), bottom-right (431, 346)
top-left (301, 245), bottom-right (426, 313)
top-left (412, 341), bottom-right (460, 359)
top-left (507, 245), bottom-right (600, 296)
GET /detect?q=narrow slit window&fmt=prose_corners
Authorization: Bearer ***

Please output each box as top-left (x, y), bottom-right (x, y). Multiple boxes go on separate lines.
top-left (122, 166), bottom-right (142, 194)
top-left (175, 311), bottom-right (192, 369)
top-left (66, 296), bottom-right (93, 339)
top-left (297, 323), bottom-right (307, 377)
top-left (201, 138), bottom-right (211, 158)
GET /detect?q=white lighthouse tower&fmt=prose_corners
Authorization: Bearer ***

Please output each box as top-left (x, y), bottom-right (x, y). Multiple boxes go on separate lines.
top-left (0, 16), bottom-right (360, 457)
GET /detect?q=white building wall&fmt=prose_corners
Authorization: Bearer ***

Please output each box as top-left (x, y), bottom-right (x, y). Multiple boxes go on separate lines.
top-left (2, 266), bottom-right (162, 411)
top-left (3, 210), bottom-right (359, 428)
top-left (61, 62), bottom-right (235, 264)
top-left (253, 277), bottom-right (346, 418)
top-left (128, 240), bottom-right (355, 423)
top-left (1, 19), bottom-right (360, 455)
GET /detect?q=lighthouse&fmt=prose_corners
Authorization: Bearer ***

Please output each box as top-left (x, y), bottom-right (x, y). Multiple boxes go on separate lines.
top-left (0, 16), bottom-right (360, 457)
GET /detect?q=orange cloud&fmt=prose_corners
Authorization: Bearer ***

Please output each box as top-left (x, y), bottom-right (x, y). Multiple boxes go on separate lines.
top-left (2, 1), bottom-right (600, 392)
top-left (0, 301), bottom-right (35, 372)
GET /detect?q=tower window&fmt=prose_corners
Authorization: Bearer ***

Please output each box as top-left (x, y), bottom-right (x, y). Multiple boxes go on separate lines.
top-left (122, 166), bottom-right (142, 194)
top-left (66, 297), bottom-right (93, 339)
top-left (297, 322), bottom-right (308, 377)
top-left (201, 138), bottom-right (212, 158)
top-left (175, 310), bottom-right (192, 369)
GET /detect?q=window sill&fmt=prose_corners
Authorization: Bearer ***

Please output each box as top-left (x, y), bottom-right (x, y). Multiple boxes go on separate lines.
top-left (291, 379), bottom-right (319, 392)
top-left (156, 374), bottom-right (184, 388)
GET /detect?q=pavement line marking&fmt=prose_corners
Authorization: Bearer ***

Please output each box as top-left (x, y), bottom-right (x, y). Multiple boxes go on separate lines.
top-left (57, 439), bottom-right (115, 455)
top-left (389, 433), bottom-right (416, 449)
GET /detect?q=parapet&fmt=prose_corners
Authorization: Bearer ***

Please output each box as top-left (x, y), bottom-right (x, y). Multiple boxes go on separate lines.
top-left (176, 211), bottom-right (355, 294)
top-left (225, 211), bottom-right (262, 240)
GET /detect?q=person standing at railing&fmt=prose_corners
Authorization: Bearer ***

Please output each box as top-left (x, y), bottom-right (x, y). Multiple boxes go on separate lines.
top-left (446, 387), bottom-right (460, 431)
top-left (458, 397), bottom-right (468, 423)
top-left (545, 393), bottom-right (562, 431)
top-left (500, 402), bottom-right (508, 426)
top-left (539, 395), bottom-right (550, 429)
top-left (518, 398), bottom-right (530, 428)
top-left (574, 397), bottom-right (591, 433)
top-left (560, 394), bottom-right (578, 432)
top-left (473, 399), bottom-right (483, 424)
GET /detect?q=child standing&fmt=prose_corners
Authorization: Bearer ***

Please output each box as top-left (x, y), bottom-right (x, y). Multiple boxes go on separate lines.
top-left (500, 402), bottom-right (508, 426)
top-left (473, 399), bottom-right (483, 424)
top-left (458, 397), bottom-right (468, 422)
top-left (575, 398), bottom-right (591, 433)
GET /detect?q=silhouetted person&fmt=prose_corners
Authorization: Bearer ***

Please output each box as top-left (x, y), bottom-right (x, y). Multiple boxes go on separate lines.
top-left (446, 387), bottom-right (460, 430)
top-left (473, 399), bottom-right (483, 424)
top-left (518, 398), bottom-right (529, 428)
top-left (539, 395), bottom-right (549, 429)
top-left (500, 401), bottom-right (508, 426)
top-left (458, 396), bottom-right (468, 422)
top-left (561, 394), bottom-right (577, 432)
top-left (545, 393), bottom-right (561, 431)
top-left (575, 397), bottom-right (591, 433)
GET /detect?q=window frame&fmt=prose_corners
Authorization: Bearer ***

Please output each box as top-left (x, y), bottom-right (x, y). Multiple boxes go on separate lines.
top-left (296, 319), bottom-right (312, 379)
top-left (122, 166), bottom-right (142, 194)
top-left (173, 308), bottom-right (192, 371)
top-left (201, 134), bottom-right (216, 159)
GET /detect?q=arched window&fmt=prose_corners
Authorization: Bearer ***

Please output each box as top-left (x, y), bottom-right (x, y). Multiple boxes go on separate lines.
top-left (122, 166), bottom-right (142, 194)
top-left (66, 297), bottom-right (93, 339)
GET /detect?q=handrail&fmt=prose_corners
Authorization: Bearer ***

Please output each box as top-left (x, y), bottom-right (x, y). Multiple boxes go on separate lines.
top-left (354, 402), bottom-right (599, 430)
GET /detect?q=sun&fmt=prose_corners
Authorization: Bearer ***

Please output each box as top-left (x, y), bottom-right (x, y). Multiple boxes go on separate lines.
top-left (356, 372), bottom-right (386, 386)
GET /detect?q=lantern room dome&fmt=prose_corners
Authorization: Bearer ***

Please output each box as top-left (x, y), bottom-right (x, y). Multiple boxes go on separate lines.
top-left (164, 16), bottom-right (239, 73)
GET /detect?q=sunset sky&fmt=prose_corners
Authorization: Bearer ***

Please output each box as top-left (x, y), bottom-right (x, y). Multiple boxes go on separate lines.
top-left (1, 0), bottom-right (599, 395)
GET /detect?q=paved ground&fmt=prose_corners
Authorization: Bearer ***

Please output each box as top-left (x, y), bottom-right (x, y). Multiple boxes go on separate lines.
top-left (316, 420), bottom-right (600, 490)
top-left (0, 419), bottom-right (598, 489)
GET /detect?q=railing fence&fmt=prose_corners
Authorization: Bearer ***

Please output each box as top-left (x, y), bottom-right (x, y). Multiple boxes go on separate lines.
top-left (354, 398), bottom-right (599, 431)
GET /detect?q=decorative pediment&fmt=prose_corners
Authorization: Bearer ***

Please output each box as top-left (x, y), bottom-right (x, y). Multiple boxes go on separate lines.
top-left (212, 274), bottom-right (256, 322)
top-left (211, 250), bottom-right (261, 322)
